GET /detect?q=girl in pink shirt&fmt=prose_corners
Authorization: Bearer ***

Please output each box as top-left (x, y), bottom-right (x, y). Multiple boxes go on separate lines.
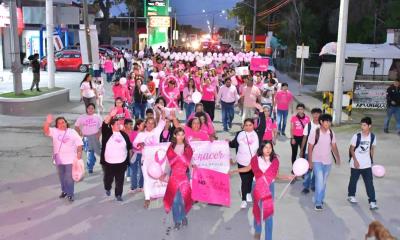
top-left (200, 77), bottom-right (217, 121)
top-left (104, 56), bottom-right (114, 83)
top-left (112, 78), bottom-right (131, 103)
top-left (161, 77), bottom-right (180, 108)
top-left (111, 97), bottom-right (132, 127)
top-left (262, 106), bottom-right (278, 144)
top-left (290, 103), bottom-right (310, 167)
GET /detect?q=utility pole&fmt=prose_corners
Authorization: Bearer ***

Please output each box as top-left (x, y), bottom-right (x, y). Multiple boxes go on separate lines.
top-left (133, 7), bottom-right (137, 50)
top-left (46, 0), bottom-right (55, 89)
top-left (173, 10), bottom-right (177, 47)
top-left (83, 0), bottom-right (92, 71)
top-left (9, 0), bottom-right (22, 94)
top-left (251, 0), bottom-right (257, 51)
top-left (211, 14), bottom-right (215, 39)
top-left (333, 0), bottom-right (349, 125)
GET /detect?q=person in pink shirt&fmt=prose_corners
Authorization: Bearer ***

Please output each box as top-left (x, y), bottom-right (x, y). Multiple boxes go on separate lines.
top-left (183, 78), bottom-right (197, 121)
top-left (104, 56), bottom-right (114, 83)
top-left (254, 72), bottom-right (265, 89)
top-left (274, 83), bottom-right (293, 136)
top-left (200, 77), bottom-right (218, 121)
top-left (161, 77), bottom-right (180, 108)
top-left (184, 117), bottom-right (210, 141)
top-left (262, 105), bottom-right (278, 145)
top-left (290, 103), bottom-right (310, 168)
top-left (112, 77), bottom-right (131, 104)
top-left (240, 76), bottom-right (261, 122)
top-left (128, 119), bottom-right (145, 193)
top-left (111, 97), bottom-right (132, 127)
top-left (177, 70), bottom-right (187, 110)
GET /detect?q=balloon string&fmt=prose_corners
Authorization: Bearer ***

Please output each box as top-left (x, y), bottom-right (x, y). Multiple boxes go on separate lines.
top-left (278, 178), bottom-right (295, 200)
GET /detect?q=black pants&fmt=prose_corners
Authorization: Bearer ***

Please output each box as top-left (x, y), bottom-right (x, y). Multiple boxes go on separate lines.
top-left (179, 91), bottom-right (184, 110)
top-left (290, 136), bottom-right (303, 165)
top-left (103, 162), bottom-right (127, 197)
top-left (238, 163), bottom-right (254, 201)
top-left (348, 167), bottom-right (376, 203)
top-left (201, 100), bottom-right (215, 121)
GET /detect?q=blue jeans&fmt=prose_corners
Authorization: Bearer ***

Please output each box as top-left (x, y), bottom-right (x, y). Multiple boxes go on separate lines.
top-left (130, 154), bottom-right (143, 190)
top-left (134, 103), bottom-right (146, 119)
top-left (106, 73), bottom-right (113, 83)
top-left (83, 137), bottom-right (96, 172)
top-left (172, 190), bottom-right (186, 224)
top-left (276, 110), bottom-right (288, 133)
top-left (57, 164), bottom-right (74, 197)
top-left (313, 162), bottom-right (332, 206)
top-left (184, 102), bottom-right (195, 121)
top-left (383, 106), bottom-right (400, 132)
top-left (221, 101), bottom-right (235, 130)
top-left (303, 169), bottom-right (315, 190)
top-left (254, 182), bottom-right (274, 240)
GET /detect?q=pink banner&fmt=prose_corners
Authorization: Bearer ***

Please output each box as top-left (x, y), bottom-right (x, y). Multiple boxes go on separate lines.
top-left (192, 168), bottom-right (231, 207)
top-left (250, 57), bottom-right (269, 72)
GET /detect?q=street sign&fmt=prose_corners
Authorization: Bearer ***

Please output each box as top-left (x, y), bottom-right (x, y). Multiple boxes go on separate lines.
top-left (0, 3), bottom-right (10, 27)
top-left (149, 16), bottom-right (170, 28)
top-left (296, 45), bottom-right (309, 59)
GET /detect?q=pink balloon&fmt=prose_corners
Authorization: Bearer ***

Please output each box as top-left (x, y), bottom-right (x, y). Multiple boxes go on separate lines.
top-left (293, 158), bottom-right (309, 176)
top-left (148, 162), bottom-right (163, 179)
top-left (372, 165), bottom-right (385, 178)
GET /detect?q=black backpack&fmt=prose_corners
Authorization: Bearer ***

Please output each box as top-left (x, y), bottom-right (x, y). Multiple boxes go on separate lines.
top-left (348, 133), bottom-right (375, 163)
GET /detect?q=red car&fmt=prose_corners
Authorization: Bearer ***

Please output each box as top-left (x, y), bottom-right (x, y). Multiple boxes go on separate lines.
top-left (40, 50), bottom-right (88, 73)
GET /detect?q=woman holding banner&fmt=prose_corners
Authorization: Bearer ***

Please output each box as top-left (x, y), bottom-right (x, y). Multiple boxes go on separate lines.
top-left (230, 141), bottom-right (294, 240)
top-left (163, 127), bottom-right (194, 230)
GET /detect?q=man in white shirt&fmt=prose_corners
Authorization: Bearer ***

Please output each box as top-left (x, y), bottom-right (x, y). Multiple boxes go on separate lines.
top-left (217, 78), bottom-right (239, 131)
top-left (347, 117), bottom-right (378, 210)
top-left (299, 108), bottom-right (322, 194)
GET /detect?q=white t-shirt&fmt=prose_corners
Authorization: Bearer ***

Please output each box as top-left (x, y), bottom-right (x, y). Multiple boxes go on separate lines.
top-left (133, 119), bottom-right (166, 153)
top-left (49, 128), bottom-right (83, 165)
top-left (80, 82), bottom-right (96, 98)
top-left (350, 133), bottom-right (376, 169)
top-left (236, 131), bottom-right (259, 166)
top-left (74, 114), bottom-right (102, 136)
top-left (257, 156), bottom-right (275, 182)
top-left (302, 121), bottom-right (320, 154)
top-left (105, 132), bottom-right (128, 164)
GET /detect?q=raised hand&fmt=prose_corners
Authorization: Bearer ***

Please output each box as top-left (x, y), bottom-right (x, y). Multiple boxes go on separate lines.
top-left (46, 114), bottom-right (53, 124)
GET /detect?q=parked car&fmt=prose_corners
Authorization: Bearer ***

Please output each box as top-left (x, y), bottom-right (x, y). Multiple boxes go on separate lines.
top-left (40, 50), bottom-right (88, 73)
top-left (99, 45), bottom-right (122, 55)
top-left (99, 47), bottom-right (114, 57)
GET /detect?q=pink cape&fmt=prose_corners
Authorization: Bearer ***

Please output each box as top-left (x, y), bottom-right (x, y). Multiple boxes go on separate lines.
top-left (250, 155), bottom-right (279, 224)
top-left (163, 144), bottom-right (194, 214)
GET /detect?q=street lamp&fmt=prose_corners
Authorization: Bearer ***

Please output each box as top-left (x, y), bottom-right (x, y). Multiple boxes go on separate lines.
top-left (236, 1), bottom-right (257, 52)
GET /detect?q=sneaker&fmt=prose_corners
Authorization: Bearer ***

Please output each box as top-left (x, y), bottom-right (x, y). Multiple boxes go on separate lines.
top-left (116, 196), bottom-right (123, 202)
top-left (384, 129), bottom-right (389, 133)
top-left (311, 187), bottom-right (315, 192)
top-left (240, 201), bottom-right (248, 209)
top-left (174, 223), bottom-right (181, 230)
top-left (301, 188), bottom-right (310, 194)
top-left (369, 202), bottom-right (378, 210)
top-left (59, 192), bottom-right (67, 199)
top-left (246, 193), bottom-right (253, 203)
top-left (182, 217), bottom-right (188, 226)
top-left (37, 88), bottom-right (41, 92)
top-left (347, 196), bottom-right (358, 204)
top-left (105, 190), bottom-right (111, 196)
top-left (281, 132), bottom-right (286, 137)
top-left (67, 196), bottom-right (74, 202)
top-left (88, 169), bottom-right (93, 174)
top-left (314, 205), bottom-right (323, 211)
top-left (254, 233), bottom-right (261, 240)
top-left (126, 177), bottom-right (131, 182)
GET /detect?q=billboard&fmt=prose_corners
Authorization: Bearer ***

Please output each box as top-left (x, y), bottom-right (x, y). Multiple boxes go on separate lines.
top-left (149, 16), bottom-right (170, 28)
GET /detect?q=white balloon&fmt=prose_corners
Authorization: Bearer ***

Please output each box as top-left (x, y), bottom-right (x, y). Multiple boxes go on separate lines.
top-left (119, 77), bottom-right (127, 85)
top-left (213, 53), bottom-right (218, 57)
top-left (140, 84), bottom-right (148, 92)
top-left (229, 52), bottom-right (234, 56)
top-left (159, 71), bottom-right (166, 78)
top-left (192, 91), bottom-right (202, 104)
top-left (226, 57), bottom-right (232, 64)
top-left (207, 52), bottom-right (212, 57)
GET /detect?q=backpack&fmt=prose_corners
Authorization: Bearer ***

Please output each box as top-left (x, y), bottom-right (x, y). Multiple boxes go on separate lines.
top-left (348, 133), bottom-right (375, 163)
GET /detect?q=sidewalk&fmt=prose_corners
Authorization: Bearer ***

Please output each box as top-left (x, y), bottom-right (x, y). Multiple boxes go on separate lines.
top-left (276, 71), bottom-right (350, 121)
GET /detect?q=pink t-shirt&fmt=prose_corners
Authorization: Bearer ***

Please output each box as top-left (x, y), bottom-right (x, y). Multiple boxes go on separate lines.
top-left (201, 84), bottom-right (216, 102)
top-left (112, 84), bottom-right (131, 102)
top-left (184, 126), bottom-right (209, 141)
top-left (242, 85), bottom-right (261, 108)
top-left (263, 118), bottom-right (277, 141)
top-left (290, 115), bottom-right (310, 137)
top-left (74, 114), bottom-right (102, 136)
top-left (49, 128), bottom-right (83, 165)
top-left (275, 90), bottom-right (293, 111)
top-left (129, 130), bottom-right (139, 144)
top-left (104, 60), bottom-right (114, 73)
top-left (178, 75), bottom-right (187, 91)
top-left (308, 129), bottom-right (336, 164)
top-left (163, 86), bottom-right (180, 108)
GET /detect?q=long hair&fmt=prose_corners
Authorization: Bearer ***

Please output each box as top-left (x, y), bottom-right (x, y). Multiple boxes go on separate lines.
top-left (134, 119), bottom-right (144, 131)
top-left (80, 73), bottom-right (92, 89)
top-left (195, 112), bottom-right (208, 126)
top-left (257, 141), bottom-right (278, 162)
top-left (170, 127), bottom-right (188, 149)
top-left (186, 78), bottom-right (196, 92)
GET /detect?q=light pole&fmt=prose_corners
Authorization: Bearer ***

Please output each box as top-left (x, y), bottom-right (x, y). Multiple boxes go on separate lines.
top-left (333, 0), bottom-right (349, 125)
top-left (83, 0), bottom-right (92, 72)
top-left (46, 0), bottom-right (55, 89)
top-left (251, 0), bottom-right (257, 51)
top-left (9, 0), bottom-right (22, 94)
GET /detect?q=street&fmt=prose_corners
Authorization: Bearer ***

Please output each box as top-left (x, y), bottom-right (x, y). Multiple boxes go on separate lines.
top-left (0, 72), bottom-right (399, 240)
